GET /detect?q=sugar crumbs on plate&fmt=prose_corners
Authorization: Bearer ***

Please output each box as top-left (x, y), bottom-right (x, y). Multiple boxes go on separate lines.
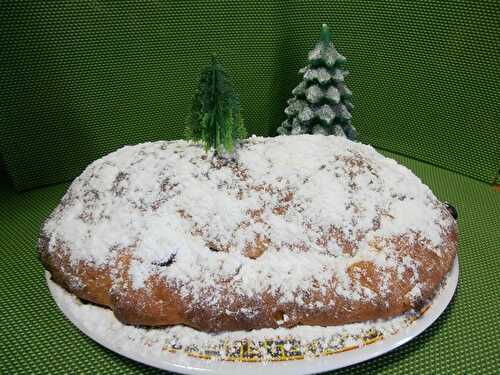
top-left (50, 274), bottom-right (447, 363)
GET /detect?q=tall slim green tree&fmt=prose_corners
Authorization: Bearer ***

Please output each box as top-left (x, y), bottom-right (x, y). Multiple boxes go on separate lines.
top-left (186, 55), bottom-right (247, 157)
top-left (278, 24), bottom-right (356, 140)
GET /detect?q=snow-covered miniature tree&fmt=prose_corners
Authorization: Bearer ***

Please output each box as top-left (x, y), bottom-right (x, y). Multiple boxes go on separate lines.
top-left (186, 55), bottom-right (247, 157)
top-left (277, 24), bottom-right (357, 140)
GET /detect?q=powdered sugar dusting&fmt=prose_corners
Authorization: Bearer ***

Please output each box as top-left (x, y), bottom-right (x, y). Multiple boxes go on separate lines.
top-left (49, 274), bottom-right (437, 362)
top-left (42, 135), bottom-right (454, 309)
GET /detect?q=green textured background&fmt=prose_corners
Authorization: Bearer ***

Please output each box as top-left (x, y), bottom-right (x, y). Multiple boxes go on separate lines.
top-left (0, 0), bottom-right (499, 190)
top-left (1, 0), bottom-right (499, 373)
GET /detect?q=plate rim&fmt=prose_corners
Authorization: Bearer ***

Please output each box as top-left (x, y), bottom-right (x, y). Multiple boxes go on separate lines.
top-left (46, 256), bottom-right (459, 375)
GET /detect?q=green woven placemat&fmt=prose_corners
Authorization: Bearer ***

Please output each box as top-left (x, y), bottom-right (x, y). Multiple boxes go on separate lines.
top-left (1, 151), bottom-right (499, 374)
top-left (1, 0), bottom-right (499, 190)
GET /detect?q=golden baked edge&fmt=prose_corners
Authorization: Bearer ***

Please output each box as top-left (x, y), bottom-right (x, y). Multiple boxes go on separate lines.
top-left (38, 226), bottom-right (457, 333)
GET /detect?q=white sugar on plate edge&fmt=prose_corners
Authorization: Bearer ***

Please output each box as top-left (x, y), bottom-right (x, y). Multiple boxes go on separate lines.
top-left (48, 271), bottom-right (449, 363)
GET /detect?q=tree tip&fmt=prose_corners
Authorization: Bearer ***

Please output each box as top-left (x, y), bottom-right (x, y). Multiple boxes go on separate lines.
top-left (320, 23), bottom-right (331, 45)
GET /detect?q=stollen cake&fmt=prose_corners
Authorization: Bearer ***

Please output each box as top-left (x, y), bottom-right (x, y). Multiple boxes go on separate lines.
top-left (38, 135), bottom-right (458, 332)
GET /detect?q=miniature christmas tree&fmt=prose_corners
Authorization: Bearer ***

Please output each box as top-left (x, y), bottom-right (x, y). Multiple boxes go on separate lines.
top-left (277, 24), bottom-right (357, 140)
top-left (186, 55), bottom-right (247, 158)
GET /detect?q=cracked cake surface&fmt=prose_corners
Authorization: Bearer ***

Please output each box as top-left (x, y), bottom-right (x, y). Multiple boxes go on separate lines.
top-left (38, 135), bottom-right (457, 332)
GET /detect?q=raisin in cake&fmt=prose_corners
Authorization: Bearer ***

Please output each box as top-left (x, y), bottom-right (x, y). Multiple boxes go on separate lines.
top-left (38, 135), bottom-right (458, 332)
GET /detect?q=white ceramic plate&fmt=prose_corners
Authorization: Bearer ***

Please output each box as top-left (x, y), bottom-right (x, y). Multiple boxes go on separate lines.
top-left (46, 256), bottom-right (458, 375)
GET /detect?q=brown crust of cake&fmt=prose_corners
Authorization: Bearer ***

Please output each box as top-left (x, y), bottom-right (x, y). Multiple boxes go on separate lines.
top-left (38, 137), bottom-right (459, 332)
top-left (39, 226), bottom-right (457, 332)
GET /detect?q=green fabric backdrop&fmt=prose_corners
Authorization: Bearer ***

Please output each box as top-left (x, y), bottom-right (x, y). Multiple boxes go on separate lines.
top-left (1, 0), bottom-right (499, 190)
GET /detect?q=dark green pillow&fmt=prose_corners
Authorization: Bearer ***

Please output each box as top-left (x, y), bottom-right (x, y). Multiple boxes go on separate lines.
top-left (1, 1), bottom-right (498, 190)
